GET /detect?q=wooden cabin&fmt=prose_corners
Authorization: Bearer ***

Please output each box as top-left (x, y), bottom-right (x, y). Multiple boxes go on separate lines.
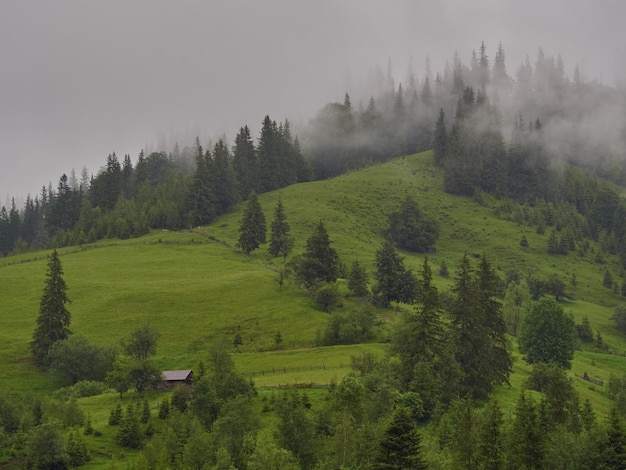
top-left (161, 369), bottom-right (193, 388)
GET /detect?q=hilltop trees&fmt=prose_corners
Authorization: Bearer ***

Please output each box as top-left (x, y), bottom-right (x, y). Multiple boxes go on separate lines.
top-left (31, 250), bottom-right (72, 367)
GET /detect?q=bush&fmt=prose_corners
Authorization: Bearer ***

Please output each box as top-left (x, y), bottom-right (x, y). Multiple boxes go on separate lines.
top-left (53, 380), bottom-right (107, 400)
top-left (314, 283), bottom-right (341, 313)
top-left (321, 307), bottom-right (376, 345)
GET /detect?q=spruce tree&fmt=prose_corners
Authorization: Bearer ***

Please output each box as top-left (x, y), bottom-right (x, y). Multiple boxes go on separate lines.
top-left (347, 260), bottom-right (369, 297)
top-left (232, 125), bottom-right (259, 199)
top-left (31, 249), bottom-right (71, 366)
top-left (433, 108), bottom-right (448, 166)
top-left (268, 197), bottom-right (293, 261)
top-left (291, 221), bottom-right (340, 288)
top-left (475, 256), bottom-right (512, 390)
top-left (372, 240), bottom-right (418, 307)
top-left (375, 407), bottom-right (428, 470)
top-left (237, 192), bottom-right (266, 254)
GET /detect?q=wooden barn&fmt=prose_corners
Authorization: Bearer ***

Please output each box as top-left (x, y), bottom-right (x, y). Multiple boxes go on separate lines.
top-left (161, 369), bottom-right (193, 388)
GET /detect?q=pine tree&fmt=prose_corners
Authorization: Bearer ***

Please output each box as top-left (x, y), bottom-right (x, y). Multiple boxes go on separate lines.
top-left (232, 125), bottom-right (259, 199)
top-left (268, 197), bottom-right (293, 261)
top-left (375, 407), bottom-right (428, 470)
top-left (187, 139), bottom-right (216, 225)
top-left (475, 400), bottom-right (504, 470)
top-left (31, 249), bottom-right (72, 366)
top-left (432, 108), bottom-right (448, 166)
top-left (372, 240), bottom-right (418, 307)
top-left (291, 221), bottom-right (340, 288)
top-left (212, 139), bottom-right (239, 215)
top-left (347, 260), bottom-right (369, 297)
top-left (237, 193), bottom-right (266, 254)
top-left (475, 256), bottom-right (512, 390)
top-left (116, 405), bottom-right (142, 449)
top-left (507, 392), bottom-right (542, 469)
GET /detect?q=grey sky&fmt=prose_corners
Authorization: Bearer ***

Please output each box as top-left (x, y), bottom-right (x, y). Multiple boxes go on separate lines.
top-left (2, 0), bottom-right (624, 203)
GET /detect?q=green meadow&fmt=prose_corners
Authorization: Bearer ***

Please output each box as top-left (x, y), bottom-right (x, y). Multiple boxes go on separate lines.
top-left (2, 150), bottom-right (626, 466)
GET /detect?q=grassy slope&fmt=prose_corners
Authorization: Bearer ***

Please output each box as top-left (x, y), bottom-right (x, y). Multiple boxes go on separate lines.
top-left (2, 150), bottom-right (626, 465)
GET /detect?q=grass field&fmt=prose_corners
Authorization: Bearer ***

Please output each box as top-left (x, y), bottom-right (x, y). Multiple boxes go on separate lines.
top-left (2, 150), bottom-right (626, 467)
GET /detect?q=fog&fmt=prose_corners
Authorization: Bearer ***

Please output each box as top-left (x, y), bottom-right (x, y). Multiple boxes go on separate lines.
top-left (1, 0), bottom-right (625, 203)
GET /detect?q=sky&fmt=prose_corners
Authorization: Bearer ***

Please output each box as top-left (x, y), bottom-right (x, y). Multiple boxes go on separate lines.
top-left (1, 0), bottom-right (625, 204)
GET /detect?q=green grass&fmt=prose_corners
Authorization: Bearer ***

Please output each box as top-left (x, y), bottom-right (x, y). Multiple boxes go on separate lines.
top-left (2, 150), bottom-right (626, 467)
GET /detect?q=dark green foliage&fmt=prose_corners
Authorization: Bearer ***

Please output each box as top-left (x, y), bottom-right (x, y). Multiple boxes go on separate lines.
top-left (520, 235), bottom-right (529, 248)
top-left (84, 414), bottom-right (94, 435)
top-left (476, 400), bottom-right (504, 470)
top-left (26, 422), bottom-right (70, 470)
top-left (275, 390), bottom-right (318, 470)
top-left (112, 324), bottom-right (163, 393)
top-left (321, 307), bottom-right (376, 345)
top-left (525, 363), bottom-right (580, 429)
top-left (116, 404), bottom-right (142, 449)
top-left (211, 139), bottom-right (240, 215)
top-left (576, 316), bottom-right (594, 342)
top-left (386, 196), bottom-right (439, 253)
top-left (67, 430), bottom-right (90, 467)
top-left (507, 392), bottom-right (542, 470)
top-left (604, 269), bottom-right (614, 289)
top-left (519, 297), bottom-right (576, 369)
top-left (141, 399), bottom-right (151, 423)
top-left (232, 125), bottom-right (259, 199)
top-left (449, 254), bottom-right (511, 399)
top-left (432, 108), bottom-right (448, 166)
top-left (347, 260), bottom-right (369, 297)
top-left (268, 197), bottom-right (293, 260)
top-left (191, 344), bottom-right (254, 430)
top-left (599, 408), bottom-right (626, 469)
top-left (238, 192), bottom-right (267, 254)
top-left (47, 335), bottom-right (116, 385)
top-left (438, 260), bottom-right (449, 278)
top-left (186, 141), bottom-right (216, 225)
top-left (109, 404), bottom-right (122, 425)
top-left (213, 395), bottom-right (260, 469)
top-left (611, 305), bottom-right (626, 335)
top-left (372, 240), bottom-right (418, 307)
top-left (290, 221), bottom-right (340, 288)
top-left (123, 324), bottom-right (159, 363)
top-left (158, 400), bottom-right (170, 420)
top-left (31, 249), bottom-right (72, 367)
top-left (314, 282), bottom-right (341, 312)
top-left (374, 406), bottom-right (427, 470)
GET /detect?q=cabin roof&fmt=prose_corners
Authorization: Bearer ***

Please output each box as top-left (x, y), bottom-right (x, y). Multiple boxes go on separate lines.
top-left (162, 370), bottom-right (193, 381)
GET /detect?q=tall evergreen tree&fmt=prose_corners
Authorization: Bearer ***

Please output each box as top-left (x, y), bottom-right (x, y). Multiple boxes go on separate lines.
top-left (211, 139), bottom-right (239, 215)
top-left (237, 192), bottom-right (266, 254)
top-left (291, 221), bottom-right (340, 288)
top-left (258, 116), bottom-right (280, 192)
top-left (232, 125), bottom-right (259, 199)
top-left (507, 392), bottom-right (542, 469)
top-left (432, 108), bottom-right (448, 166)
top-left (449, 253), bottom-right (510, 399)
top-left (268, 197), bottom-right (293, 261)
top-left (475, 256), bottom-right (512, 389)
top-left (372, 240), bottom-right (418, 307)
top-left (31, 250), bottom-right (71, 366)
top-left (187, 139), bottom-right (215, 225)
top-left (374, 406), bottom-right (428, 470)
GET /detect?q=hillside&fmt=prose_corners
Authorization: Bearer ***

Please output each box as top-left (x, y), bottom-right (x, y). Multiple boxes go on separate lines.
top-left (2, 150), bottom-right (626, 467)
